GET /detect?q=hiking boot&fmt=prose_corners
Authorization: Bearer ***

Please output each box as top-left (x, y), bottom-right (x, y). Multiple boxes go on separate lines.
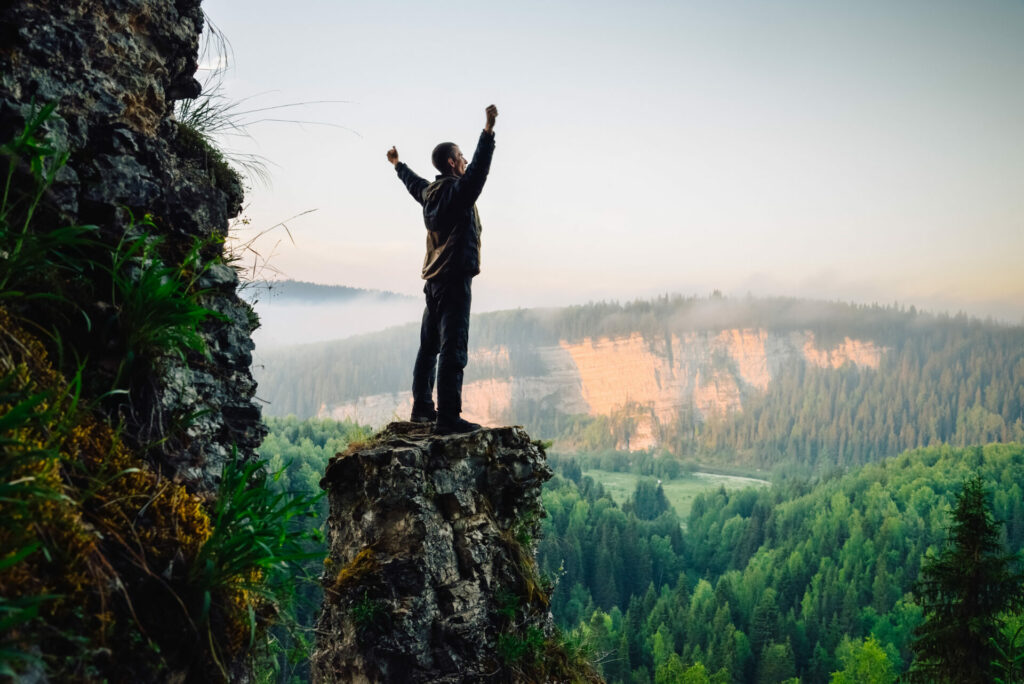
top-left (433, 416), bottom-right (482, 435)
top-left (410, 408), bottom-right (437, 424)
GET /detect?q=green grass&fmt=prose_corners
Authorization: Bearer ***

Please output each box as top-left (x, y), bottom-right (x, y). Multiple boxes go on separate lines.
top-left (582, 469), bottom-right (769, 520)
top-left (188, 454), bottom-right (325, 678)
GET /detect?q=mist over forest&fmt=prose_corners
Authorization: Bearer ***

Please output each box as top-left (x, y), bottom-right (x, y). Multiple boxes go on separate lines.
top-left (242, 279), bottom-right (422, 348)
top-left (252, 293), bottom-right (1024, 475)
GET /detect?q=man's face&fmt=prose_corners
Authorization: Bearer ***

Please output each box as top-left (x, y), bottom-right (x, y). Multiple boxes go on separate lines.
top-left (449, 146), bottom-right (467, 177)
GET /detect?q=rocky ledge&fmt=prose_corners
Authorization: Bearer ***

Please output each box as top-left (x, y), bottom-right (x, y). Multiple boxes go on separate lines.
top-left (312, 422), bottom-right (597, 683)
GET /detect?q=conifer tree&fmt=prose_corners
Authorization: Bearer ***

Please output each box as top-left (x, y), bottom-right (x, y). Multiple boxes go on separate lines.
top-left (911, 476), bottom-right (1024, 683)
top-left (624, 478), bottom-right (671, 520)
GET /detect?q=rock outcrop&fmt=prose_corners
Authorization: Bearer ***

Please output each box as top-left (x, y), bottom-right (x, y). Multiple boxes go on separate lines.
top-left (313, 423), bottom-right (600, 683)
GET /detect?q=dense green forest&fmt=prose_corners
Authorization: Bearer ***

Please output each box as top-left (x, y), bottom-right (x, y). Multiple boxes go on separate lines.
top-left (538, 442), bottom-right (1024, 682)
top-left (692, 322), bottom-right (1024, 468)
top-left (254, 296), bottom-right (1024, 473)
top-left (257, 416), bottom-right (373, 681)
top-left (258, 415), bottom-right (1024, 682)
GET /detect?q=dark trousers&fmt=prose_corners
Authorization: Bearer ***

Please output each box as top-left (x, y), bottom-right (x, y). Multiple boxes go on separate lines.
top-left (412, 275), bottom-right (472, 419)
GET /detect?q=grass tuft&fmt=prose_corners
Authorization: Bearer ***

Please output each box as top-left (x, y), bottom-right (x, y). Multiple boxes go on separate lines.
top-left (173, 13), bottom-right (355, 188)
top-left (103, 218), bottom-right (226, 388)
top-left (187, 454), bottom-right (324, 676)
top-left (350, 591), bottom-right (386, 632)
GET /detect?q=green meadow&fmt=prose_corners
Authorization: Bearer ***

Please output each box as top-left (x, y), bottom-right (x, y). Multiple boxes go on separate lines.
top-left (582, 469), bottom-right (769, 520)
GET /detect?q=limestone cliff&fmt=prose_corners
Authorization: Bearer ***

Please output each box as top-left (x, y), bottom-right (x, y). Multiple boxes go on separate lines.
top-left (318, 329), bottom-right (885, 451)
top-left (313, 423), bottom-right (602, 683)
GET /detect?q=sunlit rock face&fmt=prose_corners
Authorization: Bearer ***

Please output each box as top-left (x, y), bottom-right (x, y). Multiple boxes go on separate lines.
top-left (320, 329), bottom-right (884, 451)
top-left (312, 423), bottom-right (553, 683)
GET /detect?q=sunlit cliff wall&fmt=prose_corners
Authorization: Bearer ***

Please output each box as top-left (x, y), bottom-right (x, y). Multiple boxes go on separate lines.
top-left (320, 329), bottom-right (884, 451)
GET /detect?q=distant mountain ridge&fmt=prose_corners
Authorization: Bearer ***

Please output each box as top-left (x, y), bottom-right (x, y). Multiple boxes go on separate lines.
top-left (253, 295), bottom-right (1024, 470)
top-left (241, 279), bottom-right (416, 303)
top-left (242, 280), bottom-right (422, 348)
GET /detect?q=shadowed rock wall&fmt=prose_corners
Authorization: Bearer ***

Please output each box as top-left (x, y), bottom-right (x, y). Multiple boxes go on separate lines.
top-left (0, 0), bottom-right (265, 488)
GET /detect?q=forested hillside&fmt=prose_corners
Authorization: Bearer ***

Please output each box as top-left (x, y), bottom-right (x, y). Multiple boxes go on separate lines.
top-left (693, 321), bottom-right (1024, 468)
top-left (538, 442), bottom-right (1024, 682)
top-left (254, 295), bottom-right (1024, 472)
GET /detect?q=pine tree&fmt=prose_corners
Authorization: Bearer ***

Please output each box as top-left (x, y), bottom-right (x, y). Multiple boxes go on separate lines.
top-left (749, 588), bottom-right (780, 657)
top-left (757, 641), bottom-right (796, 684)
top-left (911, 476), bottom-right (1024, 683)
top-left (624, 478), bottom-right (670, 520)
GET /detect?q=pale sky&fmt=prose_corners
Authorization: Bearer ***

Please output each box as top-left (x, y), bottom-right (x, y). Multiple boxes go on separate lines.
top-left (203, 0), bottom-right (1024, 322)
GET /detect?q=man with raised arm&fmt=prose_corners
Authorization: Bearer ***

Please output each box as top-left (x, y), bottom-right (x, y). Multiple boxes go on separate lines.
top-left (387, 104), bottom-right (498, 435)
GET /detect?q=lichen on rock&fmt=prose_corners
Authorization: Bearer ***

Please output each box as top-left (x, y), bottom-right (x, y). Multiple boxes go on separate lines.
top-left (313, 422), bottom-right (600, 683)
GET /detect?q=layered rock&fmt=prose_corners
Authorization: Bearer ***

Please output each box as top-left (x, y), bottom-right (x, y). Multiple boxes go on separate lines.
top-left (313, 423), bottom-right (597, 683)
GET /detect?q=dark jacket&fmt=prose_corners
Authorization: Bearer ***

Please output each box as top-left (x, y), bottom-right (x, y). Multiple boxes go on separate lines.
top-left (395, 129), bottom-right (495, 280)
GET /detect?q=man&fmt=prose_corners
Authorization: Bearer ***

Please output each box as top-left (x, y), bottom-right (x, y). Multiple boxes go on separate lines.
top-left (387, 104), bottom-right (498, 435)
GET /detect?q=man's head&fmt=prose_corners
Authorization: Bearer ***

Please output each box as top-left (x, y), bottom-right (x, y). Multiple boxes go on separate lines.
top-left (431, 142), bottom-right (467, 177)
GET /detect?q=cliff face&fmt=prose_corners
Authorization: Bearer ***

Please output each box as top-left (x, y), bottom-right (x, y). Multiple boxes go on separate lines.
top-left (320, 329), bottom-right (884, 451)
top-left (0, 0), bottom-right (263, 487)
top-left (1, 1), bottom-right (267, 678)
top-left (313, 423), bottom-right (600, 683)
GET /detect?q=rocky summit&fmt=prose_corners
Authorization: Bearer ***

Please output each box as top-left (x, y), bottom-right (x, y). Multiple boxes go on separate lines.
top-left (312, 422), bottom-right (595, 683)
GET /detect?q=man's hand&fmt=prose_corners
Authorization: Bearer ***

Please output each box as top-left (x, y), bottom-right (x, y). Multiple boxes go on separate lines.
top-left (484, 105), bottom-right (498, 134)
top-left (387, 146), bottom-right (399, 166)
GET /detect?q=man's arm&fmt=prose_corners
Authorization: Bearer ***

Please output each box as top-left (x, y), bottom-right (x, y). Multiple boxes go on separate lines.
top-left (388, 145), bottom-right (429, 204)
top-left (483, 104), bottom-right (497, 135)
top-left (452, 105), bottom-right (498, 207)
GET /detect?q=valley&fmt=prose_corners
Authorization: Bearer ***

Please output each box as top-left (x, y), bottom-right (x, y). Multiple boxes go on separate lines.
top-left (254, 295), bottom-right (1024, 470)
top-left (580, 468), bottom-right (770, 520)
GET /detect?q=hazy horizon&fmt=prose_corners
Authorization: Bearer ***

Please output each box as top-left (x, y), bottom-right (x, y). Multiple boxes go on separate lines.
top-left (248, 279), bottom-right (1023, 351)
